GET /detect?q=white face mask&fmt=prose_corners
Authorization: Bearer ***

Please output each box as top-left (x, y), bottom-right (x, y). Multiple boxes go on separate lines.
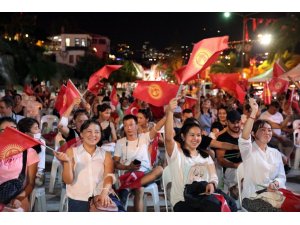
top-left (33, 133), bottom-right (41, 140)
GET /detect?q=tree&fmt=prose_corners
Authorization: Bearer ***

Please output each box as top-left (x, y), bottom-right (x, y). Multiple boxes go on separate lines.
top-left (268, 14), bottom-right (300, 61)
top-left (74, 53), bottom-right (105, 80)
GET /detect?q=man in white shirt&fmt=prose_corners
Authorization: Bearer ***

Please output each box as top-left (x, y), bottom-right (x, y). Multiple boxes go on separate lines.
top-left (113, 114), bottom-right (164, 212)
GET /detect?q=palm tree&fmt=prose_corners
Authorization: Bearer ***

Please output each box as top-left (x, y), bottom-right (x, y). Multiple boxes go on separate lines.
top-left (268, 13), bottom-right (300, 61)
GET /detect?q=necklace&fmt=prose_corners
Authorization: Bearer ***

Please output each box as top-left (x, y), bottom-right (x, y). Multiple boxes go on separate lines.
top-left (125, 136), bottom-right (140, 162)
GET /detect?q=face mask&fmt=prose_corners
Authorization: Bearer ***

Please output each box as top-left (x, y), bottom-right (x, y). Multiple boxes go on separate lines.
top-left (34, 133), bottom-right (41, 140)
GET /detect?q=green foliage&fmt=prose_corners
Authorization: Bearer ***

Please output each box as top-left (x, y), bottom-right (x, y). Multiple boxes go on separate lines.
top-left (74, 53), bottom-right (105, 80)
top-left (210, 51), bottom-right (238, 74)
top-left (268, 14), bottom-right (300, 61)
top-left (107, 60), bottom-right (138, 83)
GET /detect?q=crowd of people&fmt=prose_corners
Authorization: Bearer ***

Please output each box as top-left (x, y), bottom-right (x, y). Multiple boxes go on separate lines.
top-left (0, 79), bottom-right (300, 212)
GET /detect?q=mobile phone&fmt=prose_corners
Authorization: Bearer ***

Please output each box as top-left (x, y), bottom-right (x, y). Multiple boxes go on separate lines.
top-left (133, 159), bottom-right (141, 165)
top-left (256, 188), bottom-right (267, 195)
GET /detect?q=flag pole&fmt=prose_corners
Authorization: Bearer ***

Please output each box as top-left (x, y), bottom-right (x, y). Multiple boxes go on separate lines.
top-left (176, 83), bottom-right (184, 98)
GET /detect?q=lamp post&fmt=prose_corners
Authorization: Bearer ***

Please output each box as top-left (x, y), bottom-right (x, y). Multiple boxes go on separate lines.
top-left (224, 12), bottom-right (259, 69)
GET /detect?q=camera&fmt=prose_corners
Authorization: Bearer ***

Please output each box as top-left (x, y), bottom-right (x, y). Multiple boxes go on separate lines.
top-left (133, 159), bottom-right (141, 165)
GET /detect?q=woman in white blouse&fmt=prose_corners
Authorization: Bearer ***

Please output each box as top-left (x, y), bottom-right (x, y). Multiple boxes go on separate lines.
top-left (165, 98), bottom-right (236, 212)
top-left (238, 98), bottom-right (286, 211)
top-left (55, 119), bottom-right (116, 212)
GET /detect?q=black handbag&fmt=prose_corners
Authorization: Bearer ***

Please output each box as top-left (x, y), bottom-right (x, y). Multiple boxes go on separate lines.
top-left (0, 151), bottom-right (27, 204)
top-left (184, 181), bottom-right (208, 208)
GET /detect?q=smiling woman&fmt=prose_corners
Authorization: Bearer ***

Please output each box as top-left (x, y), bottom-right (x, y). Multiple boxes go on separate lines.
top-left (54, 119), bottom-right (123, 212)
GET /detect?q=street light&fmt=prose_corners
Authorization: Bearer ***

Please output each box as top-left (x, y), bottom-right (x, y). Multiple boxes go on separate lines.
top-left (258, 33), bottom-right (272, 46)
top-left (223, 12), bottom-right (259, 69)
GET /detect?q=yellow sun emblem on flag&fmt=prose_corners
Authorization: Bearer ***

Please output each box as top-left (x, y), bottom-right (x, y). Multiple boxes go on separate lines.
top-left (0, 144), bottom-right (23, 160)
top-left (193, 48), bottom-right (212, 69)
top-left (274, 81), bottom-right (282, 90)
top-left (148, 84), bottom-right (162, 100)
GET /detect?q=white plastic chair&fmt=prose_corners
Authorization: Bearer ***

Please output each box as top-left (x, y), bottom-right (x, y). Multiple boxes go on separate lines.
top-left (30, 187), bottom-right (47, 212)
top-left (49, 133), bottom-right (63, 193)
top-left (293, 128), bottom-right (300, 169)
top-left (236, 163), bottom-right (247, 211)
top-left (59, 188), bottom-right (68, 212)
top-left (162, 165), bottom-right (173, 212)
top-left (40, 115), bottom-right (59, 147)
top-left (124, 182), bottom-right (160, 212)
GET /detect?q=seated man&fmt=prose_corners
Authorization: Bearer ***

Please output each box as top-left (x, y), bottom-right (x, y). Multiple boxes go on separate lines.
top-left (113, 114), bottom-right (164, 212)
top-left (216, 110), bottom-right (243, 200)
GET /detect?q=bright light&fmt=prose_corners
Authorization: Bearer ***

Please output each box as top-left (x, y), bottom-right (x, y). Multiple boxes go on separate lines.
top-left (224, 12), bottom-right (231, 18)
top-left (93, 47), bottom-right (97, 52)
top-left (258, 34), bottom-right (272, 45)
top-left (25, 34), bottom-right (29, 38)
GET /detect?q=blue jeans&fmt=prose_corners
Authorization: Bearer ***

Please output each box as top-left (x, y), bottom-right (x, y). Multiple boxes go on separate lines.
top-left (68, 198), bottom-right (89, 212)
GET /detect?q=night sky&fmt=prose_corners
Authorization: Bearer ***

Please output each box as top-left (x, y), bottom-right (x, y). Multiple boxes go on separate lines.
top-left (1, 12), bottom-right (290, 49)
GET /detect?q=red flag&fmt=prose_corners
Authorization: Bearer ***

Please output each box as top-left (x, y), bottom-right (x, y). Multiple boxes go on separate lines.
top-left (54, 85), bottom-right (66, 113)
top-left (133, 81), bottom-right (179, 107)
top-left (87, 65), bottom-right (122, 92)
top-left (0, 127), bottom-right (42, 160)
top-left (269, 77), bottom-right (289, 94)
top-left (175, 36), bottom-right (228, 84)
top-left (273, 61), bottom-right (286, 77)
top-left (59, 80), bottom-right (81, 116)
top-left (58, 137), bottom-right (82, 153)
top-left (262, 81), bottom-right (272, 105)
top-left (23, 84), bottom-right (34, 96)
top-left (88, 82), bottom-right (104, 96)
top-left (110, 85), bottom-right (119, 107)
top-left (125, 101), bottom-right (140, 116)
top-left (183, 96), bottom-right (198, 110)
top-left (210, 73), bottom-right (246, 104)
top-left (213, 194), bottom-right (231, 212)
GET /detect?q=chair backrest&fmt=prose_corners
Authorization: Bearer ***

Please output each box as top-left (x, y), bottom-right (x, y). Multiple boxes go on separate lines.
top-left (236, 163), bottom-right (244, 208)
top-left (293, 129), bottom-right (300, 147)
top-left (40, 115), bottom-right (59, 146)
top-left (162, 165), bottom-right (172, 212)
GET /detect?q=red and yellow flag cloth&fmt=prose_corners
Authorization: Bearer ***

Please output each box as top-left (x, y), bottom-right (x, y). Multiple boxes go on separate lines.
top-left (175, 36), bottom-right (228, 84)
top-left (0, 127), bottom-right (42, 160)
top-left (110, 85), bottom-right (119, 107)
top-left (54, 84), bottom-right (66, 114)
top-left (210, 73), bottom-right (246, 104)
top-left (182, 96), bottom-right (198, 110)
top-left (59, 80), bottom-right (81, 116)
top-left (125, 100), bottom-right (140, 116)
top-left (133, 81), bottom-right (179, 107)
top-left (87, 65), bottom-right (122, 95)
top-left (262, 81), bottom-right (272, 105)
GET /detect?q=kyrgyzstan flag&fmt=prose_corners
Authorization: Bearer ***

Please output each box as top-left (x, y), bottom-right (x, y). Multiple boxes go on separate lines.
top-left (0, 127), bottom-right (42, 160)
top-left (23, 84), bottom-right (35, 96)
top-left (87, 65), bottom-right (122, 94)
top-left (262, 81), bottom-right (272, 105)
top-left (183, 96), bottom-right (198, 110)
top-left (59, 80), bottom-right (81, 116)
top-left (125, 101), bottom-right (140, 116)
top-left (133, 81), bottom-right (179, 107)
top-left (58, 137), bottom-right (82, 153)
top-left (176, 36), bottom-right (229, 84)
top-left (269, 77), bottom-right (289, 94)
top-left (54, 84), bottom-right (66, 113)
top-left (210, 73), bottom-right (246, 104)
top-left (110, 85), bottom-right (119, 107)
